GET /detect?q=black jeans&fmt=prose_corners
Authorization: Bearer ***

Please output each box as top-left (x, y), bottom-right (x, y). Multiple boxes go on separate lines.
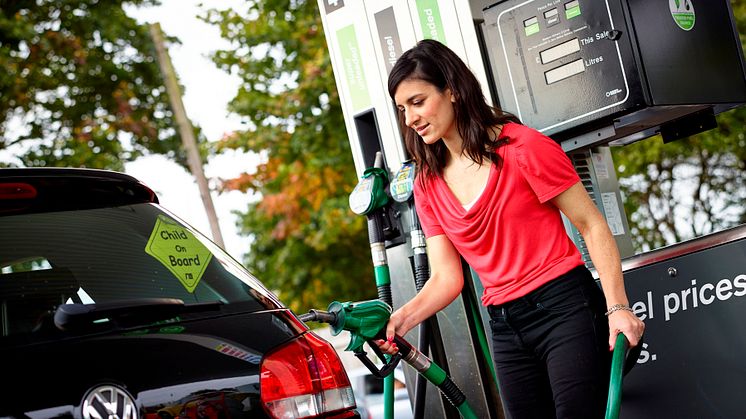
top-left (488, 266), bottom-right (611, 419)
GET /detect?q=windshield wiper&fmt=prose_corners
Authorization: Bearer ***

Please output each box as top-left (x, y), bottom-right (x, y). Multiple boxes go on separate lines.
top-left (54, 298), bottom-right (223, 332)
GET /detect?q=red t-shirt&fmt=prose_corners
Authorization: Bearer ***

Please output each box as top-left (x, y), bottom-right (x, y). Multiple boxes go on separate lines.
top-left (414, 122), bottom-right (584, 306)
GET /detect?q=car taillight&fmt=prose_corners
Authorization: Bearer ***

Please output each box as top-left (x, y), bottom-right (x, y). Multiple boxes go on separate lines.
top-left (261, 331), bottom-right (356, 419)
top-left (0, 183), bottom-right (37, 200)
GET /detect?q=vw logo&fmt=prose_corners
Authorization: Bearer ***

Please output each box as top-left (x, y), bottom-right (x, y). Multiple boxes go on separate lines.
top-left (82, 384), bottom-right (138, 419)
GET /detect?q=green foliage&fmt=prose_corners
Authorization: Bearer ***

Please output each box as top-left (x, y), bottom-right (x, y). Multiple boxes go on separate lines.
top-left (611, 0), bottom-right (746, 252)
top-left (0, 0), bottom-right (185, 169)
top-left (612, 109), bottom-right (746, 251)
top-left (204, 0), bottom-right (375, 312)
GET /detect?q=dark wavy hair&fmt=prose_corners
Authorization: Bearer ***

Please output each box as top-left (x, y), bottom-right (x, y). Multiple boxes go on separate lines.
top-left (388, 39), bottom-right (520, 180)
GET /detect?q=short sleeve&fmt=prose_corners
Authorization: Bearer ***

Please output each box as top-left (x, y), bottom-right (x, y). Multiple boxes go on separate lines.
top-left (514, 128), bottom-right (580, 203)
top-left (413, 177), bottom-right (445, 238)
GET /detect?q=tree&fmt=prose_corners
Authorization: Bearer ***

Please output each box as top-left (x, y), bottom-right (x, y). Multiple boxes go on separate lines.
top-left (0, 0), bottom-right (185, 170)
top-left (610, 0), bottom-right (746, 252)
top-left (204, 0), bottom-right (375, 312)
top-left (612, 109), bottom-right (746, 251)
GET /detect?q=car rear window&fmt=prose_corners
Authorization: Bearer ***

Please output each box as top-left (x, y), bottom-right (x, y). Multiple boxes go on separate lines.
top-left (0, 202), bottom-right (281, 338)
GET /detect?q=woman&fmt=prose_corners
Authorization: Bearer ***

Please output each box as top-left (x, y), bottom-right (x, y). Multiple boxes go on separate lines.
top-left (375, 39), bottom-right (645, 418)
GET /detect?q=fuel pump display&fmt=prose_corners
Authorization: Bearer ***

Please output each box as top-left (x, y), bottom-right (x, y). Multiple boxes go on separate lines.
top-left (483, 0), bottom-right (640, 136)
top-left (482, 0), bottom-right (746, 144)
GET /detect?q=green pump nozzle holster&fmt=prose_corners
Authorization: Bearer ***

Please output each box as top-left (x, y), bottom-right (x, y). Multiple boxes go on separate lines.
top-left (349, 165), bottom-right (390, 216)
top-left (327, 299), bottom-right (403, 378)
top-left (348, 152), bottom-right (402, 305)
top-left (348, 152), bottom-right (401, 241)
top-left (389, 159), bottom-right (416, 203)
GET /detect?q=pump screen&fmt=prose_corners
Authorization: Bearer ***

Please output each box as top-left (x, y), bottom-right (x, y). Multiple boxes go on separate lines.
top-left (540, 38), bottom-right (580, 64)
top-left (545, 59), bottom-right (585, 84)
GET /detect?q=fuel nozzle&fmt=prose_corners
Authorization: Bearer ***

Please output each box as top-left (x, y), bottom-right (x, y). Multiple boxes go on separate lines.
top-left (389, 159), bottom-right (415, 203)
top-left (297, 309), bottom-right (338, 325)
top-left (301, 299), bottom-right (403, 378)
top-left (299, 301), bottom-right (477, 417)
top-left (330, 300), bottom-right (403, 378)
top-left (326, 300), bottom-right (391, 350)
top-left (348, 152), bottom-right (390, 216)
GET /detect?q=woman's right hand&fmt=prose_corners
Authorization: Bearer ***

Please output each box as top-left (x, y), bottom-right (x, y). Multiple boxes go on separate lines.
top-left (374, 307), bottom-right (412, 355)
top-left (372, 235), bottom-right (465, 355)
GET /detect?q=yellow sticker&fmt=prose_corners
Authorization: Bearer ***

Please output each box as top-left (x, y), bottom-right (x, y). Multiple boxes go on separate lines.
top-left (145, 215), bottom-right (213, 293)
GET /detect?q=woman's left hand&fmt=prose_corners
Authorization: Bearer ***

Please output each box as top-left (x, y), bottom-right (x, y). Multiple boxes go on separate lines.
top-left (608, 309), bottom-right (645, 349)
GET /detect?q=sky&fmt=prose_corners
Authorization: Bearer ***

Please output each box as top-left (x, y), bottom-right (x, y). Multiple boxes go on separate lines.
top-left (125, 0), bottom-right (256, 260)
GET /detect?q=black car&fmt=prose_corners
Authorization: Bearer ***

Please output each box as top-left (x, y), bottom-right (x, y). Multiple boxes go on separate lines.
top-left (0, 168), bottom-right (359, 419)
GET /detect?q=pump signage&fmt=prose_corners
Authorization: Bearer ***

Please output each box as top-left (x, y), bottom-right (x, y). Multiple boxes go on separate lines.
top-left (620, 236), bottom-right (746, 418)
top-left (375, 7), bottom-right (403, 75)
top-left (321, 0), bottom-right (344, 15)
top-left (669, 0), bottom-right (695, 31)
top-left (415, 0), bottom-right (446, 44)
top-left (337, 25), bottom-right (371, 111)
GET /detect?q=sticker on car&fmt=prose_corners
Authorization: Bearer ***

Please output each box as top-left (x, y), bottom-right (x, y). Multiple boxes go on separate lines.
top-left (145, 215), bottom-right (213, 292)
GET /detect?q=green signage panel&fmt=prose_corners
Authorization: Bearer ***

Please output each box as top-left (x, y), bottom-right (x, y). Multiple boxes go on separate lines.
top-left (145, 215), bottom-right (213, 293)
top-left (416, 0), bottom-right (446, 44)
top-left (337, 24), bottom-right (371, 111)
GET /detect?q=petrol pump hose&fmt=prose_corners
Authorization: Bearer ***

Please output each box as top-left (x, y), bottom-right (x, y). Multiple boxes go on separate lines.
top-left (606, 332), bottom-right (641, 419)
top-left (299, 300), bottom-right (479, 419)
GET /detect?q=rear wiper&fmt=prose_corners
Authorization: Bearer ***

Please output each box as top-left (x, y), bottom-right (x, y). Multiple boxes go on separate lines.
top-left (54, 298), bottom-right (223, 332)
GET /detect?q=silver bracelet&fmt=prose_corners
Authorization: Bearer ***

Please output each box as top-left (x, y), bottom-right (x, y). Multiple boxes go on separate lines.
top-left (605, 304), bottom-right (633, 316)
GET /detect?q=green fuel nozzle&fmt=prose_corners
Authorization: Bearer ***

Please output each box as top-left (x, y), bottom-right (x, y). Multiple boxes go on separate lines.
top-left (349, 157), bottom-right (390, 215)
top-left (299, 301), bottom-right (478, 418)
top-left (299, 299), bottom-right (403, 378)
top-left (327, 300), bottom-right (391, 350)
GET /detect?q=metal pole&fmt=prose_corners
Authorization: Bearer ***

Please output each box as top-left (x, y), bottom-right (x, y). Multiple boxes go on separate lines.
top-left (149, 22), bottom-right (225, 248)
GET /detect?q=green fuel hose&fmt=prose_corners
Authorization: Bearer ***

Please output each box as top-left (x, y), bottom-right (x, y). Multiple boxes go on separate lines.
top-left (605, 333), bottom-right (630, 419)
top-left (397, 336), bottom-right (478, 419)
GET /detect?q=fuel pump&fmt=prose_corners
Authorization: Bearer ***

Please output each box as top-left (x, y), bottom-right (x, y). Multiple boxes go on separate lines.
top-left (319, 0), bottom-right (746, 416)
